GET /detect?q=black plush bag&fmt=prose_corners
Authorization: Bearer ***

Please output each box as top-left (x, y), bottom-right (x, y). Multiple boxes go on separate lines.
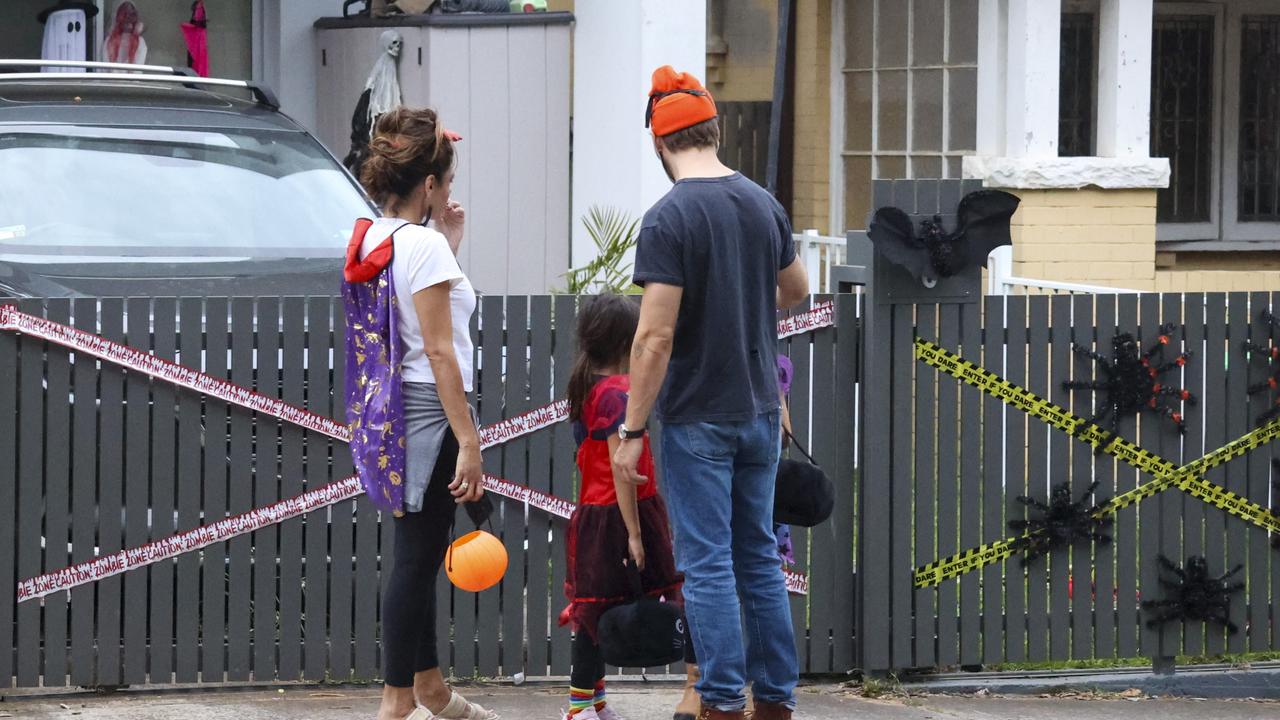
top-left (595, 560), bottom-right (684, 668)
top-left (773, 430), bottom-right (835, 527)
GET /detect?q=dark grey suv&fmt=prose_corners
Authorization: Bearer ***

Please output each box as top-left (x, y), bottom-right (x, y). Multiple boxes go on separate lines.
top-left (0, 60), bottom-right (374, 298)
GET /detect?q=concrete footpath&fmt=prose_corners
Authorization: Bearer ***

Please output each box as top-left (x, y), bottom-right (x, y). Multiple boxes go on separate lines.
top-left (2, 683), bottom-right (1278, 720)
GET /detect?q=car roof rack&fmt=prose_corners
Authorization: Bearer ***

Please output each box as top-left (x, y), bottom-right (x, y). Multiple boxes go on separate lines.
top-left (0, 60), bottom-right (279, 110)
top-left (0, 59), bottom-right (196, 75)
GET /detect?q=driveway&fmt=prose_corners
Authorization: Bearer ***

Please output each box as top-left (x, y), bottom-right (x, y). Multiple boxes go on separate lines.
top-left (2, 684), bottom-right (1278, 720)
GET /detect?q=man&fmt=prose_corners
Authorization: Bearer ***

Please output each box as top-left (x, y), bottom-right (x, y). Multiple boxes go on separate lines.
top-left (611, 66), bottom-right (810, 720)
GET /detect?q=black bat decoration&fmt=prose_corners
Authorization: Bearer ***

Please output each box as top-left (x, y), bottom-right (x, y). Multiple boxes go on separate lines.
top-left (866, 189), bottom-right (1021, 285)
top-left (1142, 555), bottom-right (1244, 634)
top-left (1007, 480), bottom-right (1112, 565)
top-left (1242, 309), bottom-right (1280, 427)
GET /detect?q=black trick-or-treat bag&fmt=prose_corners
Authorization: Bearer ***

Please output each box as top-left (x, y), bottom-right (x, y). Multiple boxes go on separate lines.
top-left (595, 560), bottom-right (684, 668)
top-left (774, 430), bottom-right (835, 527)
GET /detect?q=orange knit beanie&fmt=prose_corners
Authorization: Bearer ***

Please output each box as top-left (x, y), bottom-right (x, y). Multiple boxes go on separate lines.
top-left (646, 65), bottom-right (717, 137)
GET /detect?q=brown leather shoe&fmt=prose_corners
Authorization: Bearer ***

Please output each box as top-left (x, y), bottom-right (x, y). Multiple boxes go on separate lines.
top-left (674, 663), bottom-right (701, 720)
top-left (747, 700), bottom-right (793, 720)
top-left (697, 706), bottom-right (745, 720)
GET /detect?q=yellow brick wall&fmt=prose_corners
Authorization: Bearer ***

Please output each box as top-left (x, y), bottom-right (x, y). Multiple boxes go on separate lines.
top-left (789, 0), bottom-right (832, 234)
top-left (1008, 189), bottom-right (1157, 289)
top-left (709, 0), bottom-right (779, 102)
top-left (1006, 188), bottom-right (1280, 292)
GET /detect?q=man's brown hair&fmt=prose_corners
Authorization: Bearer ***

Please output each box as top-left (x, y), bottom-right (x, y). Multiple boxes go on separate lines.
top-left (659, 117), bottom-right (720, 153)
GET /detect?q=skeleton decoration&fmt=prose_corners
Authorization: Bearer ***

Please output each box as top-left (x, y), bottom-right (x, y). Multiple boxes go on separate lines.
top-left (103, 1), bottom-right (147, 65)
top-left (180, 0), bottom-right (209, 77)
top-left (1007, 480), bottom-right (1112, 565)
top-left (344, 30), bottom-right (404, 177)
top-left (1243, 309), bottom-right (1280, 426)
top-left (39, 1), bottom-right (99, 72)
top-left (1061, 323), bottom-right (1196, 451)
top-left (1142, 555), bottom-right (1244, 634)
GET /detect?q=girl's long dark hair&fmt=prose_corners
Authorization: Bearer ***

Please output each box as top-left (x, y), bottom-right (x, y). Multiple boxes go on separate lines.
top-left (567, 294), bottom-right (640, 422)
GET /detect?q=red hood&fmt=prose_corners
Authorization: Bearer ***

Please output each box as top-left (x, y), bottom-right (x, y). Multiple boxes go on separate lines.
top-left (343, 218), bottom-right (392, 283)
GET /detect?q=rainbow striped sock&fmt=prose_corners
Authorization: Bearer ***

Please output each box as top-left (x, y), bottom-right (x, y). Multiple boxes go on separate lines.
top-left (568, 686), bottom-right (595, 715)
top-left (593, 679), bottom-right (607, 710)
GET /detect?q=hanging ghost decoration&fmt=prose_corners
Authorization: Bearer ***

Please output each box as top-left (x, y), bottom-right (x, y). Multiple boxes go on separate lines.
top-left (343, 30), bottom-right (404, 178)
top-left (181, 0), bottom-right (209, 77)
top-left (38, 1), bottom-right (99, 72)
top-left (103, 1), bottom-right (147, 65)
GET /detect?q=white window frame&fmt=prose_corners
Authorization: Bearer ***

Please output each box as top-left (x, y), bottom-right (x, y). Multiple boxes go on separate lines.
top-left (1221, 0), bottom-right (1280, 241)
top-left (1153, 2), bottom-right (1225, 243)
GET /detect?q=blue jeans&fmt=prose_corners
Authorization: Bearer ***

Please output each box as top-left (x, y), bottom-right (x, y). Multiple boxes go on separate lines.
top-left (662, 412), bottom-right (798, 712)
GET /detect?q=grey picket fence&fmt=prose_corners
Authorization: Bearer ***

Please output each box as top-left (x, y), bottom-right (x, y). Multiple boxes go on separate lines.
top-left (1, 294), bottom-right (859, 688)
top-left (857, 252), bottom-right (1280, 671)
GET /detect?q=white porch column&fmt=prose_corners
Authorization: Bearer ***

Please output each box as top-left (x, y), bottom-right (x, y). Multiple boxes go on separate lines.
top-left (975, 0), bottom-right (1007, 156)
top-left (1004, 0), bottom-right (1061, 157)
top-left (1096, 0), bottom-right (1154, 158)
top-left (570, 0), bottom-right (705, 267)
top-left (252, 0), bottom-right (330, 135)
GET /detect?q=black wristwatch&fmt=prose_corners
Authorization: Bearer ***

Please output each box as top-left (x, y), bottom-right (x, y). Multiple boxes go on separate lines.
top-left (618, 423), bottom-right (647, 441)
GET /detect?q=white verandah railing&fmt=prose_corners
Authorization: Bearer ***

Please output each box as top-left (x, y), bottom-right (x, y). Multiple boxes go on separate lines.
top-left (794, 229), bottom-right (847, 295)
top-left (800, 236), bottom-right (1144, 296)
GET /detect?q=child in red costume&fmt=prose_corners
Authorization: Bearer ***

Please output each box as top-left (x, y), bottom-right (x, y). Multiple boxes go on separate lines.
top-left (560, 294), bottom-right (683, 720)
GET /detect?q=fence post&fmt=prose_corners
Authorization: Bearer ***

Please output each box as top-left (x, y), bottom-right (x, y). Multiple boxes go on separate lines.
top-left (856, 179), bottom-right (984, 675)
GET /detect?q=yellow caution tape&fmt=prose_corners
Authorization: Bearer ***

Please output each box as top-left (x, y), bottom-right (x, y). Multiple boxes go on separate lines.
top-left (913, 338), bottom-right (1280, 588)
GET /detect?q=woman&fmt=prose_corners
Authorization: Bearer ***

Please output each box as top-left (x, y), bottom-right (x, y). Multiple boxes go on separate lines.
top-left (342, 106), bottom-right (498, 720)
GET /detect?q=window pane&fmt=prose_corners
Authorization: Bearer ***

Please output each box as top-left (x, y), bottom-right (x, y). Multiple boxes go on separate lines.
top-left (948, 67), bottom-right (978, 153)
top-left (845, 71), bottom-right (874, 152)
top-left (911, 156), bottom-right (943, 178)
top-left (844, 156), bottom-right (873, 230)
top-left (1239, 15), bottom-right (1280, 222)
top-left (1059, 13), bottom-right (1095, 157)
top-left (1151, 15), bottom-right (1215, 223)
top-left (912, 0), bottom-right (946, 67)
top-left (949, 0), bottom-right (979, 65)
top-left (846, 0), bottom-right (874, 70)
top-left (877, 155), bottom-right (907, 179)
top-left (912, 70), bottom-right (944, 151)
top-left (878, 0), bottom-right (909, 67)
top-left (878, 71), bottom-right (908, 151)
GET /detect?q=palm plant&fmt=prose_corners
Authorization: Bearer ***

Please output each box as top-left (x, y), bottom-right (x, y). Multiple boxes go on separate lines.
top-left (559, 205), bottom-right (641, 294)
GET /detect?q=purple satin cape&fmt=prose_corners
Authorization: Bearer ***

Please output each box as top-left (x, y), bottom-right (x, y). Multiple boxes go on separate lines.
top-left (341, 218), bottom-right (409, 515)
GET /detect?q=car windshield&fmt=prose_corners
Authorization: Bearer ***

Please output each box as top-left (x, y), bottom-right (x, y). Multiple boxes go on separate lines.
top-left (0, 125), bottom-right (373, 258)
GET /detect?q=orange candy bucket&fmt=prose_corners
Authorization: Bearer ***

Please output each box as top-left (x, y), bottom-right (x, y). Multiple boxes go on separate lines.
top-left (445, 530), bottom-right (508, 592)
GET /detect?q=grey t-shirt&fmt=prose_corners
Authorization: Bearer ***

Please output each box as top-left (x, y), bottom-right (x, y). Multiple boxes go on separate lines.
top-left (632, 173), bottom-right (796, 424)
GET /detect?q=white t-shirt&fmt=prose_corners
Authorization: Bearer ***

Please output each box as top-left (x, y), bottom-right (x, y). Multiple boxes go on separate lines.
top-left (361, 218), bottom-right (477, 391)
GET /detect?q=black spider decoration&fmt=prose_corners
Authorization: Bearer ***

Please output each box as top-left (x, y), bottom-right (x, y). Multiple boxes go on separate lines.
top-left (1142, 555), bottom-right (1244, 634)
top-left (1242, 309), bottom-right (1280, 426)
top-left (1007, 480), bottom-right (1112, 564)
top-left (1061, 323), bottom-right (1196, 447)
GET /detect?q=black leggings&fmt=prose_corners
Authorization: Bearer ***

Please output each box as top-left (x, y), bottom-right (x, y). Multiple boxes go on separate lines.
top-left (382, 431), bottom-right (458, 688)
top-left (571, 630), bottom-right (607, 689)
top-left (571, 613), bottom-right (698, 688)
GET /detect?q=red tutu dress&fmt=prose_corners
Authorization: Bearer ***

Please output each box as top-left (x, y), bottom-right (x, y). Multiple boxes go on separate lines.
top-left (560, 375), bottom-right (683, 639)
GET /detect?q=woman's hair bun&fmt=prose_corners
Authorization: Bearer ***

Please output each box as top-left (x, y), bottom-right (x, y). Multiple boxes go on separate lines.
top-left (359, 107), bottom-right (455, 207)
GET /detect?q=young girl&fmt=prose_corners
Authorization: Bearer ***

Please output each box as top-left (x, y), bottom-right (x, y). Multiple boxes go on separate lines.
top-left (560, 295), bottom-right (684, 720)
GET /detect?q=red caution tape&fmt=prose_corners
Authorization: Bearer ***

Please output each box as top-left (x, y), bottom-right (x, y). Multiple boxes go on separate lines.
top-left (6, 302), bottom-right (828, 601)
